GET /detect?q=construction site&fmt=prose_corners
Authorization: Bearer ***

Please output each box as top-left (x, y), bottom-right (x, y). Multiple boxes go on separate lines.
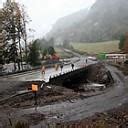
top-left (0, 0), bottom-right (128, 127)
top-left (0, 60), bottom-right (128, 128)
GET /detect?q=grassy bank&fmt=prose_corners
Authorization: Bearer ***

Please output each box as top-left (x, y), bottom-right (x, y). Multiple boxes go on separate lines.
top-left (71, 40), bottom-right (120, 54)
top-left (55, 47), bottom-right (74, 58)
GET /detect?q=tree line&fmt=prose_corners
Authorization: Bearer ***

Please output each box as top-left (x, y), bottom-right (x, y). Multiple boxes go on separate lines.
top-left (0, 0), bottom-right (58, 71)
top-left (0, 0), bottom-right (28, 71)
top-left (27, 38), bottom-right (56, 66)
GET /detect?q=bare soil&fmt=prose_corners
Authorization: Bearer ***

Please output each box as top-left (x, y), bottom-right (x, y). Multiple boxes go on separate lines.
top-left (0, 63), bottom-right (125, 128)
top-left (55, 103), bottom-right (128, 128)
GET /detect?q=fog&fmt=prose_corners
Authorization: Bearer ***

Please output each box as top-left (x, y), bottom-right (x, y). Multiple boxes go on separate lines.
top-left (0, 0), bottom-right (96, 39)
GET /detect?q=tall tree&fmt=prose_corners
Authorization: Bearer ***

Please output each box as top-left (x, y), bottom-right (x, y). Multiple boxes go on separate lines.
top-left (0, 0), bottom-right (29, 71)
top-left (0, 33), bottom-right (4, 64)
top-left (27, 40), bottom-right (41, 66)
top-left (119, 34), bottom-right (126, 50)
top-left (122, 33), bottom-right (128, 53)
top-left (119, 33), bottom-right (128, 53)
top-left (47, 46), bottom-right (56, 55)
top-left (21, 5), bottom-right (28, 63)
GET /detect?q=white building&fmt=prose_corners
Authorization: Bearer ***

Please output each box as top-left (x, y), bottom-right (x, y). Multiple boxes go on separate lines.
top-left (106, 54), bottom-right (127, 64)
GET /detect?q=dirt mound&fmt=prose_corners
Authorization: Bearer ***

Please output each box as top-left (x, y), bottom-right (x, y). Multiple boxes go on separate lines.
top-left (86, 63), bottom-right (113, 85)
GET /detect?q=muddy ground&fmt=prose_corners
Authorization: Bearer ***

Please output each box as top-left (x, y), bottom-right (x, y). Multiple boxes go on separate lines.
top-left (0, 81), bottom-right (108, 128)
top-left (54, 102), bottom-right (128, 128)
top-left (0, 63), bottom-right (127, 127)
top-left (0, 63), bottom-right (111, 108)
top-left (113, 63), bottom-right (128, 76)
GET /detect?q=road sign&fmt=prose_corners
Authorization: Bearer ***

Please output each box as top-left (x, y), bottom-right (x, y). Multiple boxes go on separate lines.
top-left (32, 84), bottom-right (38, 92)
top-left (32, 84), bottom-right (38, 105)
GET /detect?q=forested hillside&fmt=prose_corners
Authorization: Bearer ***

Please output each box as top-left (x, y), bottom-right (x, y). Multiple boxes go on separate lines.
top-left (47, 0), bottom-right (128, 42)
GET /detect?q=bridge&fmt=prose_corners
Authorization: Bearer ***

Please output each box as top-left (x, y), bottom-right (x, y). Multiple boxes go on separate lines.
top-left (48, 64), bottom-right (114, 89)
top-left (49, 66), bottom-right (88, 88)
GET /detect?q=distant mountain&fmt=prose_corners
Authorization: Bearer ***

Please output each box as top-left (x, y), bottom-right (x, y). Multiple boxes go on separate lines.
top-left (46, 9), bottom-right (88, 41)
top-left (47, 0), bottom-right (128, 42)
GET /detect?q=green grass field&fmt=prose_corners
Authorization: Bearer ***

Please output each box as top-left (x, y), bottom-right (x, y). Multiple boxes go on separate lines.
top-left (71, 40), bottom-right (120, 54)
top-left (55, 47), bottom-right (73, 59)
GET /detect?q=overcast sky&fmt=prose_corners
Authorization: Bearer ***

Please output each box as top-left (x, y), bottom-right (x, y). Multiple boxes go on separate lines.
top-left (0, 0), bottom-right (96, 39)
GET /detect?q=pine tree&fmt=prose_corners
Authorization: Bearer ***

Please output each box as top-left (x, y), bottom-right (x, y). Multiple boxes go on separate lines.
top-left (27, 41), bottom-right (41, 66)
top-left (119, 35), bottom-right (126, 50)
